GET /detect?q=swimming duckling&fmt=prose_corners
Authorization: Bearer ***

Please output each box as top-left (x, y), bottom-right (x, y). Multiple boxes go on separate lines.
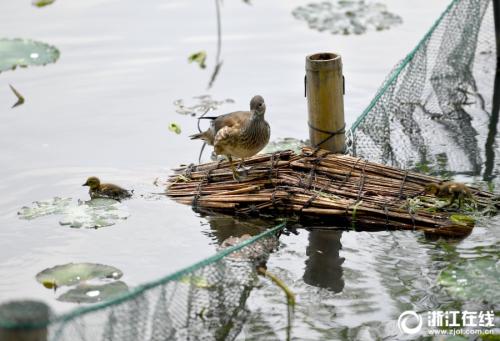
top-left (424, 181), bottom-right (473, 208)
top-left (82, 176), bottom-right (132, 201)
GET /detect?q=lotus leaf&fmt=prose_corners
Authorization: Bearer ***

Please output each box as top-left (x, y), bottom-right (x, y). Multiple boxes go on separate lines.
top-left (0, 38), bottom-right (60, 73)
top-left (36, 263), bottom-right (123, 288)
top-left (57, 281), bottom-right (128, 303)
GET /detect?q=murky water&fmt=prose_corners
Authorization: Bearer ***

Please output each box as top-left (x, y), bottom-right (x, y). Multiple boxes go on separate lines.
top-left (0, 0), bottom-right (498, 339)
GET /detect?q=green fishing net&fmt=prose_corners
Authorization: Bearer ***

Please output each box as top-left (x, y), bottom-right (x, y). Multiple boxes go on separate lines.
top-left (347, 0), bottom-right (497, 179)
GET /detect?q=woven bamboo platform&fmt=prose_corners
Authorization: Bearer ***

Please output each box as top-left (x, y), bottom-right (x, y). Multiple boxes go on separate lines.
top-left (166, 148), bottom-right (498, 237)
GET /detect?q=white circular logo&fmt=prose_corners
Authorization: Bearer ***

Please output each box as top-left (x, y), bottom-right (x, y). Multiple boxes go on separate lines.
top-left (398, 310), bottom-right (423, 335)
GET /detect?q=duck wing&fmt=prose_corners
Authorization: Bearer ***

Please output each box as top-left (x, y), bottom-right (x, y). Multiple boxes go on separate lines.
top-left (212, 111), bottom-right (251, 134)
top-left (101, 184), bottom-right (132, 199)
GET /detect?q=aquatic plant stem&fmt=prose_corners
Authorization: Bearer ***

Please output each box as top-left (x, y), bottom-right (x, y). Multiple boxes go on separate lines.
top-left (208, 0), bottom-right (223, 89)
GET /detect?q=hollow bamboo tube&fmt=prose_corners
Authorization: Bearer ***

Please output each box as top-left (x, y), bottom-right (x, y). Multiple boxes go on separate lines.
top-left (305, 53), bottom-right (345, 153)
top-left (0, 300), bottom-right (50, 341)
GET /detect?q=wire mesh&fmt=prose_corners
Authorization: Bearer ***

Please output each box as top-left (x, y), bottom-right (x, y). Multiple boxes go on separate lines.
top-left (348, 0), bottom-right (497, 176)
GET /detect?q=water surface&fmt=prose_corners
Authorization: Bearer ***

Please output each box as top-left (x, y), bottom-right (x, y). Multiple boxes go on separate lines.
top-left (1, 0), bottom-right (498, 339)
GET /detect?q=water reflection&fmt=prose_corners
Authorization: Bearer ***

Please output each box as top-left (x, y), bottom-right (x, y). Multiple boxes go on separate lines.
top-left (303, 229), bottom-right (345, 293)
top-left (199, 211), bottom-right (273, 245)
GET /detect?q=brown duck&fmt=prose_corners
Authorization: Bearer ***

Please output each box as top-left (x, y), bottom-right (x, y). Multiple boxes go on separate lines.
top-left (190, 95), bottom-right (270, 180)
top-left (82, 176), bottom-right (132, 201)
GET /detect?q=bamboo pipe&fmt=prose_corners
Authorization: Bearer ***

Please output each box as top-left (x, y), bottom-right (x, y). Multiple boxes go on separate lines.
top-left (0, 300), bottom-right (51, 341)
top-left (305, 53), bottom-right (345, 153)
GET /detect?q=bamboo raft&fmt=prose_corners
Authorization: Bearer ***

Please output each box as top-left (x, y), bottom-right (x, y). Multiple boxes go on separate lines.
top-left (166, 148), bottom-right (498, 237)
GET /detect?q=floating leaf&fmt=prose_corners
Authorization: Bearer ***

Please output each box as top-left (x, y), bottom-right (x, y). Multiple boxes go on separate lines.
top-left (438, 258), bottom-right (500, 302)
top-left (0, 38), bottom-right (60, 73)
top-left (36, 263), bottom-right (123, 288)
top-left (168, 122), bottom-right (182, 134)
top-left (450, 214), bottom-right (475, 226)
top-left (9, 84), bottom-right (25, 108)
top-left (263, 137), bottom-right (306, 154)
top-left (18, 197), bottom-right (72, 220)
top-left (292, 1), bottom-right (402, 35)
top-left (32, 0), bottom-right (56, 7)
top-left (188, 51), bottom-right (207, 69)
top-left (59, 198), bottom-right (130, 228)
top-left (174, 95), bottom-right (234, 116)
top-left (19, 197), bottom-right (129, 228)
top-left (57, 281), bottom-right (128, 303)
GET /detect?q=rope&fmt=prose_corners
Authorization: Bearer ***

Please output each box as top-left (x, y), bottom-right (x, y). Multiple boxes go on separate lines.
top-left (383, 202), bottom-right (390, 230)
top-left (184, 163), bottom-right (196, 179)
top-left (269, 152), bottom-right (281, 180)
top-left (337, 157), bottom-right (362, 189)
top-left (398, 170), bottom-right (409, 199)
top-left (192, 167), bottom-right (216, 208)
top-left (308, 122), bottom-right (346, 148)
top-left (356, 160), bottom-right (368, 201)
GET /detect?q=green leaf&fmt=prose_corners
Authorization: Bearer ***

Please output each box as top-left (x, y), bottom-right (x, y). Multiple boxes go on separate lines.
top-left (188, 51), bottom-right (207, 69)
top-left (57, 281), bottom-right (128, 303)
top-left (32, 0), bottom-right (56, 7)
top-left (168, 122), bottom-right (182, 134)
top-left (9, 84), bottom-right (25, 108)
top-left (35, 263), bottom-right (123, 288)
top-left (18, 197), bottom-right (130, 229)
top-left (0, 38), bottom-right (60, 73)
top-left (18, 197), bottom-right (72, 220)
top-left (262, 137), bottom-right (306, 154)
top-left (449, 214), bottom-right (475, 226)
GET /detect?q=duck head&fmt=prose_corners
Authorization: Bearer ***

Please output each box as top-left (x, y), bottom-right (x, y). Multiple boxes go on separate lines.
top-left (250, 95), bottom-right (266, 116)
top-left (424, 183), bottom-right (440, 195)
top-left (82, 176), bottom-right (101, 190)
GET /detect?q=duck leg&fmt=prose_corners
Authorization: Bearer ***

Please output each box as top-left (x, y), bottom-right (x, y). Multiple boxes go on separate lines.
top-left (237, 157), bottom-right (251, 172)
top-left (227, 155), bottom-right (240, 181)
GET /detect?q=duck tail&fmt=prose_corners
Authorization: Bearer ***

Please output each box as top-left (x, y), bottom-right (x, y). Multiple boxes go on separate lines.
top-left (190, 132), bottom-right (206, 140)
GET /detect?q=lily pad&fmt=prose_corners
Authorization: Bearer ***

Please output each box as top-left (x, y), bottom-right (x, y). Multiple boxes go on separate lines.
top-left (438, 258), bottom-right (500, 302)
top-left (292, 1), bottom-right (402, 35)
top-left (57, 281), bottom-right (129, 303)
top-left (173, 95), bottom-right (234, 117)
top-left (36, 263), bottom-right (123, 288)
top-left (262, 137), bottom-right (306, 154)
top-left (59, 198), bottom-right (130, 228)
top-left (19, 197), bottom-right (130, 228)
top-left (18, 197), bottom-right (72, 220)
top-left (0, 38), bottom-right (60, 73)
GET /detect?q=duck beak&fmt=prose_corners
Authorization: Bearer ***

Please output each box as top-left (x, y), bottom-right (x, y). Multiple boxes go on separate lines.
top-left (82, 182), bottom-right (88, 186)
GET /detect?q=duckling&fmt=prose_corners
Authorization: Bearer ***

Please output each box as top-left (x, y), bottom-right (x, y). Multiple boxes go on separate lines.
top-left (82, 176), bottom-right (132, 201)
top-left (424, 181), bottom-right (472, 208)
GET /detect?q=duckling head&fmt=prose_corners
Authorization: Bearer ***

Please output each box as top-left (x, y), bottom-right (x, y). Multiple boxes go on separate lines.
top-left (250, 95), bottom-right (266, 116)
top-left (424, 183), bottom-right (440, 195)
top-left (82, 176), bottom-right (101, 190)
